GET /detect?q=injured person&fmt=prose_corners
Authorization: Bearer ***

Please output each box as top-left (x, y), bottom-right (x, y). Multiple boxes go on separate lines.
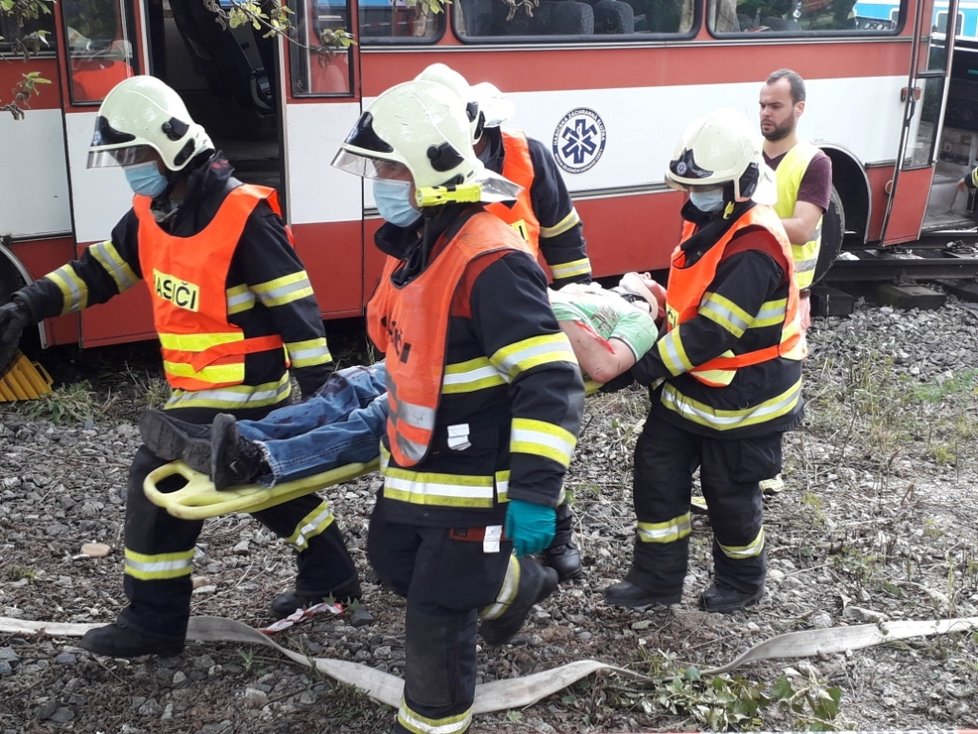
top-left (139, 273), bottom-right (665, 490)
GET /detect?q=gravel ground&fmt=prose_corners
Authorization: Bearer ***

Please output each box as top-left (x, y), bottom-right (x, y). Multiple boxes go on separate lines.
top-left (1, 298), bottom-right (977, 733)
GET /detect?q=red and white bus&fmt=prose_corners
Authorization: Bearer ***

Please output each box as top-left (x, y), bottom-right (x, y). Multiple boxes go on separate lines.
top-left (0, 0), bottom-right (973, 352)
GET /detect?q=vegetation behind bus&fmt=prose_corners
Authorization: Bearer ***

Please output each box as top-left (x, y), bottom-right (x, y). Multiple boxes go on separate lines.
top-left (0, 0), bottom-right (53, 119)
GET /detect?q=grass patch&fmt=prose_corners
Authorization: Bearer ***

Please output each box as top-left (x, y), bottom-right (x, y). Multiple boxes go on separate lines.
top-left (610, 649), bottom-right (846, 731)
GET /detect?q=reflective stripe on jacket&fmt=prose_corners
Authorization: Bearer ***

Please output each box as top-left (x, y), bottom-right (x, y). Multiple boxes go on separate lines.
top-left (135, 184), bottom-right (286, 391)
top-left (667, 205), bottom-right (801, 387)
top-left (485, 131), bottom-right (541, 253)
top-left (367, 211), bottom-right (531, 468)
top-left (773, 141), bottom-right (823, 290)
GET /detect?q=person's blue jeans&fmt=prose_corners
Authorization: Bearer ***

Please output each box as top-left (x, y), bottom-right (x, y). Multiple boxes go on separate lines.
top-left (236, 363), bottom-right (389, 486)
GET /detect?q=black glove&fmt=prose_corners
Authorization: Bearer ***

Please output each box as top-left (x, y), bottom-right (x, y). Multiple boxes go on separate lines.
top-left (295, 363), bottom-right (331, 400)
top-left (599, 370), bottom-right (636, 394)
top-left (0, 295), bottom-right (34, 376)
top-left (630, 349), bottom-right (664, 388)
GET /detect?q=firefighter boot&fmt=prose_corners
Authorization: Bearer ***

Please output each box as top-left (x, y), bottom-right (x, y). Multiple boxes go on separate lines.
top-left (479, 557), bottom-right (559, 647)
top-left (698, 582), bottom-right (764, 613)
top-left (270, 522), bottom-right (362, 619)
top-left (79, 618), bottom-right (184, 658)
top-left (138, 410), bottom-right (211, 472)
top-left (210, 413), bottom-right (267, 490)
top-left (702, 537), bottom-right (767, 613)
top-left (541, 501), bottom-right (582, 581)
top-left (270, 578), bottom-right (363, 619)
top-left (603, 537), bottom-right (687, 609)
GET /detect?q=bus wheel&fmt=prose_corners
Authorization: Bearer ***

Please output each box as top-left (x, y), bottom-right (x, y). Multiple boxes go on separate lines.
top-left (812, 186), bottom-right (844, 286)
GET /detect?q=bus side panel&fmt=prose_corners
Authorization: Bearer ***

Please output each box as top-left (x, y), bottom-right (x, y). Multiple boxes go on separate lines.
top-left (576, 191), bottom-right (684, 276)
top-left (292, 220), bottom-right (364, 317)
top-left (879, 167), bottom-right (934, 244)
top-left (864, 165), bottom-right (933, 243)
top-left (0, 59), bottom-right (73, 239)
top-left (865, 165), bottom-right (893, 241)
top-left (0, 108), bottom-right (72, 239)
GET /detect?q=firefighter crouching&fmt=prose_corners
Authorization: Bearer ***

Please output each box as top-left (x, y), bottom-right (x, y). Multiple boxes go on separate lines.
top-left (332, 79), bottom-right (583, 733)
top-left (0, 76), bottom-right (359, 657)
top-left (604, 108), bottom-right (805, 614)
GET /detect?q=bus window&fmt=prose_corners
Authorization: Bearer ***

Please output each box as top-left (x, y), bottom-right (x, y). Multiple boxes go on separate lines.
top-left (712, 0), bottom-right (902, 33)
top-left (0, 6), bottom-right (55, 57)
top-left (360, 0), bottom-right (445, 41)
top-left (61, 0), bottom-right (136, 103)
top-left (454, 0), bottom-right (694, 37)
top-left (289, 0), bottom-right (354, 95)
top-left (934, 10), bottom-right (963, 36)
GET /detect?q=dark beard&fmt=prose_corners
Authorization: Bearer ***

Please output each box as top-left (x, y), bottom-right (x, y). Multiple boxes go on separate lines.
top-left (762, 121), bottom-right (793, 142)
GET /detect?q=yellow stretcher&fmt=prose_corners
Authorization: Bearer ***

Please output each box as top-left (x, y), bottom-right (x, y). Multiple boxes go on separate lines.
top-left (145, 458), bottom-right (380, 520)
top-left (144, 380), bottom-right (605, 520)
top-left (0, 351), bottom-right (53, 401)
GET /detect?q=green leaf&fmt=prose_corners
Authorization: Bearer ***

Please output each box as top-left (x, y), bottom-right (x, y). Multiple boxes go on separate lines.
top-left (769, 676), bottom-right (795, 701)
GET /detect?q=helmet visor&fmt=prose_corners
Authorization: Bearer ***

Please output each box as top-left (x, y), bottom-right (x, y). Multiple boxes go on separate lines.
top-left (751, 162), bottom-right (777, 205)
top-left (331, 149), bottom-right (412, 182)
top-left (87, 144), bottom-right (157, 169)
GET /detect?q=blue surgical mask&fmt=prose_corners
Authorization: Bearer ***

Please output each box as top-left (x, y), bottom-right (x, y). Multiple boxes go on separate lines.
top-left (689, 189), bottom-right (726, 213)
top-left (124, 160), bottom-right (169, 198)
top-left (373, 179), bottom-right (420, 228)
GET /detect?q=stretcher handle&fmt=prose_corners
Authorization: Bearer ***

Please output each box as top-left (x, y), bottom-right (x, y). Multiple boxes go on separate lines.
top-left (144, 458), bottom-right (380, 521)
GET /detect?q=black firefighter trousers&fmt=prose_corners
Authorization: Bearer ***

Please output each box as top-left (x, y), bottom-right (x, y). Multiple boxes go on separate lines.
top-left (367, 496), bottom-right (513, 734)
top-left (120, 444), bottom-right (358, 640)
top-left (627, 411), bottom-right (783, 597)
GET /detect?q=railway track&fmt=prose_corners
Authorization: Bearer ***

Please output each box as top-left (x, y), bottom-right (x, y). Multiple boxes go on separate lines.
top-left (823, 232), bottom-right (978, 283)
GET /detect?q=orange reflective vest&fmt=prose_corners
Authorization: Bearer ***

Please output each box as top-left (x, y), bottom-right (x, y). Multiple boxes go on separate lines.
top-left (667, 205), bottom-right (800, 387)
top-left (135, 184), bottom-right (287, 391)
top-left (485, 131), bottom-right (541, 254)
top-left (366, 211), bottom-right (530, 467)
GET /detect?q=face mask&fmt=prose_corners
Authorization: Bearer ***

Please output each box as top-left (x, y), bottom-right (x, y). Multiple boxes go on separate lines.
top-left (373, 179), bottom-right (420, 227)
top-left (689, 189), bottom-right (726, 213)
top-left (124, 160), bottom-right (169, 198)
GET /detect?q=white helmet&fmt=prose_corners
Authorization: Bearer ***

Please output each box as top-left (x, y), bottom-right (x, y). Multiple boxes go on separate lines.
top-left (87, 75), bottom-right (213, 173)
top-left (414, 63), bottom-right (514, 143)
top-left (665, 107), bottom-right (770, 202)
top-left (331, 79), bottom-right (521, 206)
top-left (470, 81), bottom-right (513, 129)
top-left (415, 63), bottom-right (484, 143)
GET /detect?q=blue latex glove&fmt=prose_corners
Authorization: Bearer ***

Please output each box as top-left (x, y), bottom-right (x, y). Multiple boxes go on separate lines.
top-left (504, 499), bottom-right (556, 557)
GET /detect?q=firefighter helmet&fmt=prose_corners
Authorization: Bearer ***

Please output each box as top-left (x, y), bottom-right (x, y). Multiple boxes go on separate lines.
top-left (331, 79), bottom-right (521, 205)
top-left (415, 63), bottom-right (485, 143)
top-left (665, 107), bottom-right (771, 202)
top-left (87, 75), bottom-right (213, 173)
top-left (414, 63), bottom-right (513, 142)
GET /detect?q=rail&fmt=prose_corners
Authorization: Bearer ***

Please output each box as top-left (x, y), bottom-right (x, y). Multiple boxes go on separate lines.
top-left (823, 234), bottom-right (978, 282)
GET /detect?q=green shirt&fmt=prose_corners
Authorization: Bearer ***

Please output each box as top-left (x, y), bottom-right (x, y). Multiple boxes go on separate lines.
top-left (549, 284), bottom-right (657, 361)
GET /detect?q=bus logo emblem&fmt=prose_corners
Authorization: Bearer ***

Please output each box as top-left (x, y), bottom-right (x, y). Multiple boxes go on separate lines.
top-left (552, 108), bottom-right (606, 174)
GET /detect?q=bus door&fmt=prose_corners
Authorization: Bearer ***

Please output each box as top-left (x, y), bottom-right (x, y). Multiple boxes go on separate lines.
top-left (280, 0), bottom-right (365, 317)
top-left (54, 0), bottom-right (145, 347)
top-left (881, 0), bottom-right (961, 241)
top-left (922, 0), bottom-right (978, 230)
